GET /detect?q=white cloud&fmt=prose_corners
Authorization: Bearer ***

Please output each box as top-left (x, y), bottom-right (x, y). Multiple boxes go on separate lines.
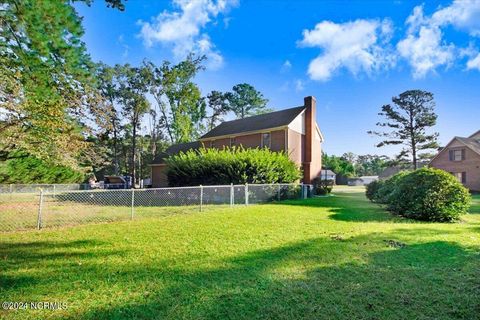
top-left (278, 79), bottom-right (306, 92)
top-left (432, 0), bottom-right (480, 36)
top-left (294, 79), bottom-right (304, 92)
top-left (138, 0), bottom-right (237, 69)
top-left (467, 53), bottom-right (480, 70)
top-left (397, 24), bottom-right (455, 78)
top-left (281, 60), bottom-right (292, 72)
top-left (398, 1), bottom-right (480, 77)
top-left (298, 19), bottom-right (395, 81)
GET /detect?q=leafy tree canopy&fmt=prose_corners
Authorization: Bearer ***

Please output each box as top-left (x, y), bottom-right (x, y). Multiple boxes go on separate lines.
top-left (368, 90), bottom-right (439, 169)
top-left (226, 83), bottom-right (270, 119)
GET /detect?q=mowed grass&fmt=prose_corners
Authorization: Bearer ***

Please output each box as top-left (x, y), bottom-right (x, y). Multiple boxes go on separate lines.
top-left (0, 188), bottom-right (479, 320)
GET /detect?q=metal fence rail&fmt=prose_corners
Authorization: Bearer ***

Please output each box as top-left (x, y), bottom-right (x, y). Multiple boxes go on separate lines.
top-left (0, 183), bottom-right (312, 232)
top-left (0, 183), bottom-right (91, 194)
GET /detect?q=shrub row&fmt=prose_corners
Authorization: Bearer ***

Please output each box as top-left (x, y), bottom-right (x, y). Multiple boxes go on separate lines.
top-left (366, 167), bottom-right (470, 222)
top-left (166, 147), bottom-right (302, 186)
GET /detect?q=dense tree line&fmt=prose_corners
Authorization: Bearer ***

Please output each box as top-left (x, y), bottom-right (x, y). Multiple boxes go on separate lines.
top-left (322, 152), bottom-right (400, 184)
top-left (0, 0), bottom-right (269, 185)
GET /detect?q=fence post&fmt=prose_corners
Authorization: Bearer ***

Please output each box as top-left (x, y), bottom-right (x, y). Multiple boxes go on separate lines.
top-left (199, 185), bottom-right (203, 212)
top-left (245, 183), bottom-right (249, 206)
top-left (300, 182), bottom-right (304, 199)
top-left (230, 183), bottom-right (234, 207)
top-left (130, 189), bottom-right (135, 220)
top-left (37, 189), bottom-right (44, 230)
top-left (277, 184), bottom-right (281, 201)
top-left (53, 185), bottom-right (56, 198)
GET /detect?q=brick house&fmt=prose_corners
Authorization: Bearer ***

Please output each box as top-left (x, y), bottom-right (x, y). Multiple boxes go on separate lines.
top-left (429, 130), bottom-right (480, 191)
top-left (150, 96), bottom-right (324, 187)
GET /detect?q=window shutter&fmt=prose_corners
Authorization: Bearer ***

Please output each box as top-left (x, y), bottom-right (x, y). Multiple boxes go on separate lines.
top-left (449, 150), bottom-right (453, 161)
top-left (462, 172), bottom-right (467, 184)
top-left (461, 149), bottom-right (466, 160)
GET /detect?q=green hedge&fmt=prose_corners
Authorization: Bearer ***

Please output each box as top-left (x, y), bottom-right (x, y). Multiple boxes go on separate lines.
top-left (366, 168), bottom-right (470, 222)
top-left (165, 147), bottom-right (302, 186)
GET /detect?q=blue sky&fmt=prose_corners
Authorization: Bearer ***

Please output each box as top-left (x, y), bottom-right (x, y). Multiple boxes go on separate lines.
top-left (76, 0), bottom-right (480, 157)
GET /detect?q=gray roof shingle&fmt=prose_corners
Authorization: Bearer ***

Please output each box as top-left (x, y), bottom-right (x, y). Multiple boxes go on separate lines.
top-left (456, 136), bottom-right (480, 155)
top-left (200, 106), bottom-right (305, 139)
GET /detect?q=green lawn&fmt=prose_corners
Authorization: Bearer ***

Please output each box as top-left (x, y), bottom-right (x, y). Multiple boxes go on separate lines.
top-left (1, 188), bottom-right (479, 319)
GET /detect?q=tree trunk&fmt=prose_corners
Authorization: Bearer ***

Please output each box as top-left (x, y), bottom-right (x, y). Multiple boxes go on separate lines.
top-left (112, 116), bottom-right (119, 175)
top-left (409, 106), bottom-right (417, 170)
top-left (131, 117), bottom-right (137, 189)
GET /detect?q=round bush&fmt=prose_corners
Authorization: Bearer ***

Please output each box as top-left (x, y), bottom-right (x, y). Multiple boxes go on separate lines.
top-left (388, 167), bottom-right (470, 222)
top-left (374, 171), bottom-right (410, 204)
top-left (365, 180), bottom-right (383, 202)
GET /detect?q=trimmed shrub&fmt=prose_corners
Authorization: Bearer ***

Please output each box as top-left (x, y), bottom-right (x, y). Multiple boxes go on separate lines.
top-left (312, 177), bottom-right (333, 195)
top-left (166, 147), bottom-right (302, 186)
top-left (388, 168), bottom-right (470, 222)
top-left (365, 180), bottom-right (383, 202)
top-left (374, 171), bottom-right (410, 204)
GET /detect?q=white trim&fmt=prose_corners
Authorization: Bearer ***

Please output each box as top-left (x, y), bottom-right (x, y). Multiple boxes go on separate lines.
top-left (315, 123), bottom-right (324, 142)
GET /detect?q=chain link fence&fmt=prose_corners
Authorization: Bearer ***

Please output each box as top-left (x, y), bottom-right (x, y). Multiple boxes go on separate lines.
top-left (0, 183), bottom-right (313, 232)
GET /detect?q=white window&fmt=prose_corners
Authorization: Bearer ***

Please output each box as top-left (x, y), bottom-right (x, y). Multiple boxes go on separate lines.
top-left (210, 140), bottom-right (215, 148)
top-left (261, 133), bottom-right (271, 148)
top-left (449, 149), bottom-right (465, 161)
top-left (454, 150), bottom-right (463, 161)
top-left (230, 137), bottom-right (236, 147)
top-left (452, 172), bottom-right (466, 184)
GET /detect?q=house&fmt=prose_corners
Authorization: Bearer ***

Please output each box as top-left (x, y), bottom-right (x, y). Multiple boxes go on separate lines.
top-left (150, 96), bottom-right (324, 187)
top-left (320, 169), bottom-right (336, 182)
top-left (429, 130), bottom-right (480, 191)
top-left (348, 176), bottom-right (379, 186)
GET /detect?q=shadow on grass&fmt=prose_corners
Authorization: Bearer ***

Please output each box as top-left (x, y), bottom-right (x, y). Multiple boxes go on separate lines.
top-left (279, 191), bottom-right (404, 223)
top-left (2, 229), bottom-right (477, 320)
top-left (0, 239), bottom-right (123, 292)
top-left (74, 232), bottom-right (479, 320)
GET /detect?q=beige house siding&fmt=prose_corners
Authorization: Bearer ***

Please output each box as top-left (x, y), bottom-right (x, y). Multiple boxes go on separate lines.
top-left (430, 144), bottom-right (480, 191)
top-left (287, 128), bottom-right (304, 166)
top-left (151, 164), bottom-right (169, 188)
top-left (310, 128), bottom-right (323, 182)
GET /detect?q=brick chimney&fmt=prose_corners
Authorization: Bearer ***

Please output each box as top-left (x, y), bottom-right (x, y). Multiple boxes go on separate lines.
top-left (303, 96), bottom-right (316, 184)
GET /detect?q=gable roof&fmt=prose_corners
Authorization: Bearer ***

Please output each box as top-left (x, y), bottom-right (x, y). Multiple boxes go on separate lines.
top-left (430, 134), bottom-right (480, 164)
top-left (456, 136), bottom-right (480, 155)
top-left (200, 106), bottom-right (305, 139)
top-left (151, 141), bottom-right (201, 165)
top-left (468, 130), bottom-right (480, 139)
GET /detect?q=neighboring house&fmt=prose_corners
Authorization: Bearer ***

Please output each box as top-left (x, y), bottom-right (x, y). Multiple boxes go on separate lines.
top-left (151, 96), bottom-right (324, 187)
top-left (348, 176), bottom-right (379, 186)
top-left (430, 130), bottom-right (480, 191)
top-left (320, 169), bottom-right (336, 182)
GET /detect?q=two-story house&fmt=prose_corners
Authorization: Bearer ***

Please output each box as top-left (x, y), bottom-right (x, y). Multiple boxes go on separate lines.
top-left (150, 96), bottom-right (323, 187)
top-left (430, 130), bottom-right (480, 191)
